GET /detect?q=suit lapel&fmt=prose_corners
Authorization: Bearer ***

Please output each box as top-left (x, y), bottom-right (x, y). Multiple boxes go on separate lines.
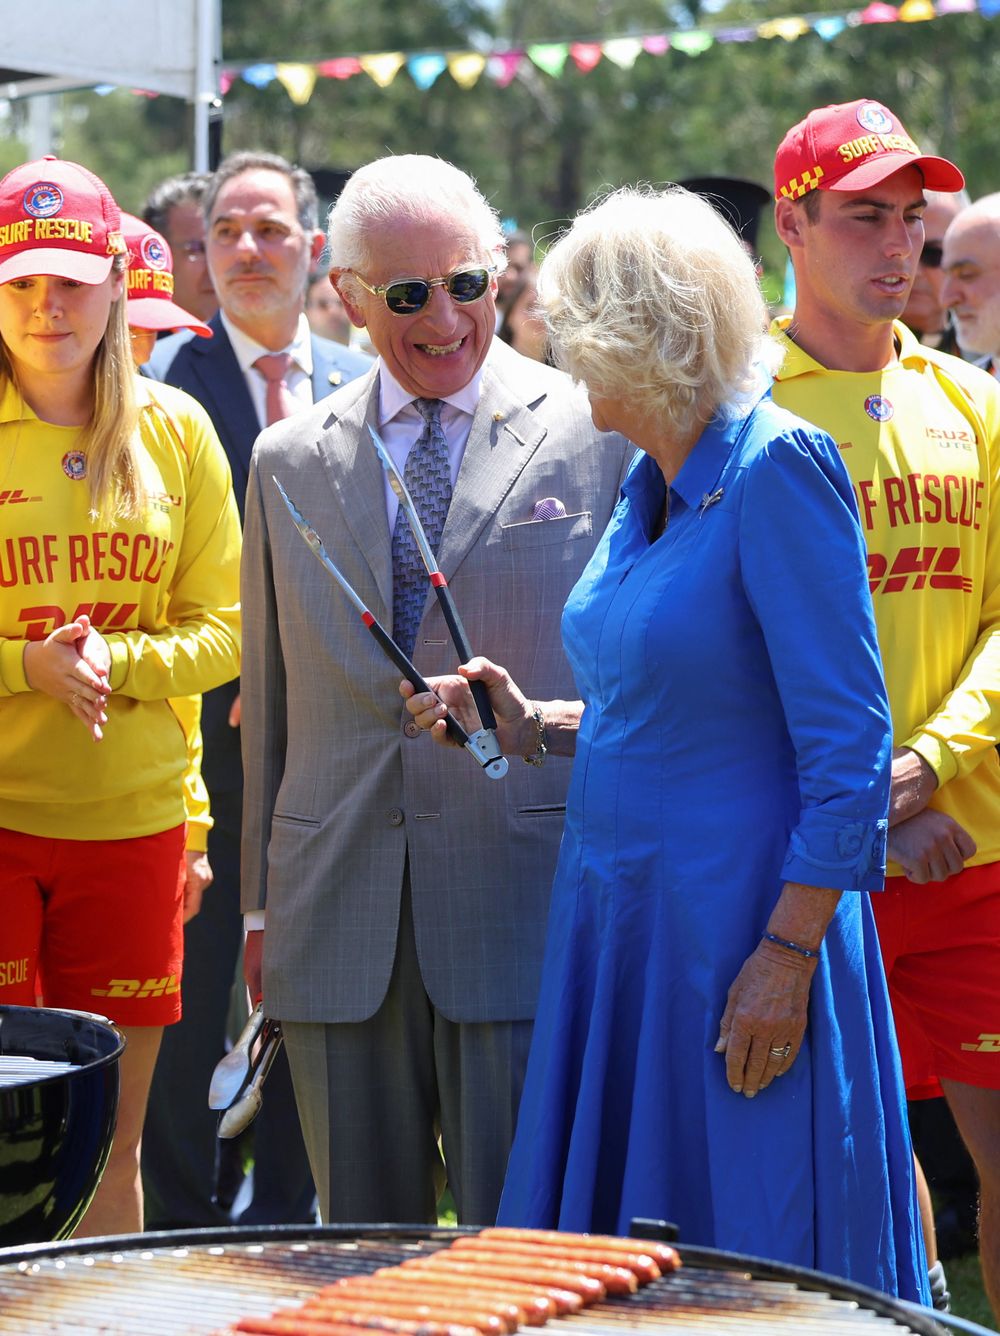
top-left (315, 369), bottom-right (394, 617)
top-left (190, 321), bottom-right (261, 498)
top-left (437, 347), bottom-right (548, 579)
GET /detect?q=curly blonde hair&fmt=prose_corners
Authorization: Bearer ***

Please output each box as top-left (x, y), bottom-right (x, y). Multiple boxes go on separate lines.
top-left (538, 186), bottom-right (780, 439)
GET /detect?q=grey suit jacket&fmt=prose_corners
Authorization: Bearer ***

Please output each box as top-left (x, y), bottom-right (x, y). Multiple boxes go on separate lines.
top-left (241, 340), bottom-right (632, 1024)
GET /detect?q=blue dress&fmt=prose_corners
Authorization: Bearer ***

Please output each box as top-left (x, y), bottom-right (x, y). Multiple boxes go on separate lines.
top-left (497, 392), bottom-right (929, 1304)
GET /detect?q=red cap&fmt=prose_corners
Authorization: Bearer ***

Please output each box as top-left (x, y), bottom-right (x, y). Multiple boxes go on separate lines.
top-left (774, 99), bottom-right (964, 202)
top-left (0, 156), bottom-right (127, 284)
top-left (121, 213), bottom-right (212, 338)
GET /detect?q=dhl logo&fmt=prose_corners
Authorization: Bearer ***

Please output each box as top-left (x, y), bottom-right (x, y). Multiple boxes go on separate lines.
top-left (92, 976), bottom-right (180, 1000)
top-left (960, 1034), bottom-right (1000, 1053)
top-left (867, 547), bottom-right (972, 595)
top-left (0, 489), bottom-right (42, 504)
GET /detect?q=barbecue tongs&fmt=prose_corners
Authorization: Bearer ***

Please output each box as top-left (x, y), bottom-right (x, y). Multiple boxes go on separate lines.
top-left (273, 438), bottom-right (508, 780)
top-left (208, 1003), bottom-right (283, 1139)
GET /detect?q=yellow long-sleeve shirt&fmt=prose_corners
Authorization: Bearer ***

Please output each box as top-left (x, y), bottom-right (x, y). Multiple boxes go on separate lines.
top-left (771, 319), bottom-right (1000, 873)
top-left (0, 376), bottom-right (241, 840)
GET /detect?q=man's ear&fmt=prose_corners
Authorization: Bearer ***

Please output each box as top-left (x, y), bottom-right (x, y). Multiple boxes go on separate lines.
top-left (774, 196), bottom-right (808, 249)
top-left (330, 270), bottom-right (368, 330)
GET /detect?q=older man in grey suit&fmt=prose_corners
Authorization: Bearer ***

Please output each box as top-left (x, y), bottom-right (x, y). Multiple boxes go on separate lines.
top-left (240, 154), bottom-right (631, 1225)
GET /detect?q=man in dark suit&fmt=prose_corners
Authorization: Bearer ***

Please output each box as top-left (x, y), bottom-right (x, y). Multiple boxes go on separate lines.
top-left (141, 150), bottom-right (371, 1228)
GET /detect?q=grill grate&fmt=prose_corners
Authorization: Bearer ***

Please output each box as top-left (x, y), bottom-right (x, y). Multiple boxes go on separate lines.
top-left (0, 1229), bottom-right (947, 1336)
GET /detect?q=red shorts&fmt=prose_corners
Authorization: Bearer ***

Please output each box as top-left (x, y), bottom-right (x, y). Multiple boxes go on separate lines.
top-left (874, 860), bottom-right (1000, 1100)
top-left (0, 824), bottom-right (186, 1027)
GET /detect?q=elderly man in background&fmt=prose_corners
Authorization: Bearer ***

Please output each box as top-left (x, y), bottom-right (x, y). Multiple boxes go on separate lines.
top-left (942, 192), bottom-right (1000, 377)
top-left (902, 188), bottom-right (968, 355)
top-left (141, 151), bottom-right (371, 1231)
top-left (239, 154), bottom-right (631, 1225)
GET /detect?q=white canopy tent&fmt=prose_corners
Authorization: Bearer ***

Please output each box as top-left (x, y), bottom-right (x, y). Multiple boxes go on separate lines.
top-left (0, 0), bottom-right (221, 169)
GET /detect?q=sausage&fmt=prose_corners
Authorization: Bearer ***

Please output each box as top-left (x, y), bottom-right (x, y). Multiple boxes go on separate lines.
top-left (369, 1268), bottom-right (555, 1324)
top-left (319, 1278), bottom-right (521, 1329)
top-left (450, 1236), bottom-right (660, 1284)
top-left (395, 1262), bottom-right (582, 1316)
top-left (478, 1228), bottom-right (680, 1273)
top-left (305, 1294), bottom-right (509, 1336)
top-left (425, 1249), bottom-right (636, 1296)
top-left (234, 1320), bottom-right (418, 1336)
top-left (404, 1254), bottom-right (605, 1302)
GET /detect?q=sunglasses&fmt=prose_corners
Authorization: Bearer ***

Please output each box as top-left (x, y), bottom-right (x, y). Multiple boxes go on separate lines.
top-left (351, 265), bottom-right (496, 316)
top-left (919, 242), bottom-right (943, 270)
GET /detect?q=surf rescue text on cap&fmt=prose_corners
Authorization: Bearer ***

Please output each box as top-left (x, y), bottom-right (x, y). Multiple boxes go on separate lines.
top-left (0, 156), bottom-right (126, 285)
top-left (774, 100), bottom-right (965, 202)
top-left (120, 212), bottom-right (212, 338)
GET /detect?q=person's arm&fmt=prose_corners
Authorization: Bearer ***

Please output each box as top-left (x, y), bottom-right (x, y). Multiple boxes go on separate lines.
top-left (715, 421), bottom-right (892, 1098)
top-left (239, 454), bottom-right (287, 926)
top-left (101, 405), bottom-right (242, 700)
top-left (170, 692), bottom-right (214, 922)
top-left (892, 375), bottom-right (1000, 800)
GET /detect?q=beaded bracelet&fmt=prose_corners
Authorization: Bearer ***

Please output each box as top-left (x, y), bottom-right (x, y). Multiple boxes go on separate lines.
top-left (761, 931), bottom-right (820, 960)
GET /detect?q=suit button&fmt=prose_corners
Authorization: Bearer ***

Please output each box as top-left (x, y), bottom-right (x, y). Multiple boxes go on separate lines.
top-left (387, 808), bottom-right (404, 826)
top-left (403, 720), bottom-right (421, 739)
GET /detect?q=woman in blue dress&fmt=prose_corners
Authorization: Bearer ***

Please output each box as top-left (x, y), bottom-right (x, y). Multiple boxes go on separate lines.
top-left (403, 186), bottom-right (928, 1303)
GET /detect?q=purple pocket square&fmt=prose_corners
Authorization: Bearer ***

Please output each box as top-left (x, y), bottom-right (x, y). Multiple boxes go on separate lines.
top-left (531, 497), bottom-right (568, 521)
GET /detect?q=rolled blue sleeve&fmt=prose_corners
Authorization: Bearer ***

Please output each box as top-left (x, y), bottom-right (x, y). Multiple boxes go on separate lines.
top-left (739, 411), bottom-right (891, 892)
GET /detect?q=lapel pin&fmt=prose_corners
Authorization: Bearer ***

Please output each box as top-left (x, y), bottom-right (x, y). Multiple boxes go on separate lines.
top-left (328, 370), bottom-right (343, 386)
top-left (699, 487), bottom-right (724, 516)
top-left (492, 411), bottom-right (505, 423)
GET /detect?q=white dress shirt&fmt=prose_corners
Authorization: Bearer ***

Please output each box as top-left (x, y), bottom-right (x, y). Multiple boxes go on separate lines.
top-left (223, 311), bottom-right (315, 429)
top-left (375, 362), bottom-right (483, 532)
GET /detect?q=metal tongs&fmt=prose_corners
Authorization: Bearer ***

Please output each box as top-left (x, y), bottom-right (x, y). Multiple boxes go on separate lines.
top-left (208, 1002), bottom-right (284, 1139)
top-left (273, 472), bottom-right (508, 780)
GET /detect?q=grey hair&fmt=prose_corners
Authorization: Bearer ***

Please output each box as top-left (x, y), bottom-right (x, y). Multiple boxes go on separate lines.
top-left (142, 171), bottom-right (212, 234)
top-left (327, 155), bottom-right (507, 285)
top-left (538, 185), bottom-right (780, 438)
top-left (203, 151), bottom-right (319, 232)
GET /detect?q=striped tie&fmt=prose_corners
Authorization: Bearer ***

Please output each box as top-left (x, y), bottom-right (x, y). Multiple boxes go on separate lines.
top-left (391, 398), bottom-right (451, 658)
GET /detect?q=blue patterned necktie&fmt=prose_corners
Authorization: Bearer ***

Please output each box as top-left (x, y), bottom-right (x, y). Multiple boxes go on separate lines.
top-left (392, 397), bottom-right (451, 658)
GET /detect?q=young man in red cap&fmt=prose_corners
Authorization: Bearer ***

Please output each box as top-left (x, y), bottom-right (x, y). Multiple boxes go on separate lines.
top-left (770, 99), bottom-right (1000, 1320)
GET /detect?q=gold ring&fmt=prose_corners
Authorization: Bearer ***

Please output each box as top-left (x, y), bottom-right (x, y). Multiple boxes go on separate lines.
top-left (769, 1043), bottom-right (792, 1060)
top-left (71, 691), bottom-right (80, 707)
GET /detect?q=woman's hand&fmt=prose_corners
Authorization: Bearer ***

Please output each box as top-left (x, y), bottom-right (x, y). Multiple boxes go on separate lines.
top-left (23, 614), bottom-right (111, 742)
top-left (401, 656), bottom-right (537, 756)
top-left (714, 937), bottom-right (817, 1097)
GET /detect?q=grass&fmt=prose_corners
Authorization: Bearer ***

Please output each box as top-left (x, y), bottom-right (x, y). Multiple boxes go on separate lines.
top-left (948, 1252), bottom-right (997, 1331)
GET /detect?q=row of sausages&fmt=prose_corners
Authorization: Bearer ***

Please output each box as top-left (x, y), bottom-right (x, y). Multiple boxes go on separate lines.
top-left (228, 1228), bottom-right (681, 1336)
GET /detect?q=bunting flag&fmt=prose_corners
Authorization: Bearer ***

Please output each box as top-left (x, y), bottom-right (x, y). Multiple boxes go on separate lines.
top-left (276, 63), bottom-right (316, 105)
top-left (92, 1), bottom-right (1000, 102)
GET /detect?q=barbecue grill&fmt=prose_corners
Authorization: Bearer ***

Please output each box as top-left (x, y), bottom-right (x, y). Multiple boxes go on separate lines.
top-left (0, 1224), bottom-right (987, 1336)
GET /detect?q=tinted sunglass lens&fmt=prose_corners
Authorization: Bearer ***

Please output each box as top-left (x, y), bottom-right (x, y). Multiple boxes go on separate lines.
top-left (921, 244), bottom-right (943, 269)
top-left (386, 280), bottom-right (431, 313)
top-left (448, 269), bottom-right (490, 303)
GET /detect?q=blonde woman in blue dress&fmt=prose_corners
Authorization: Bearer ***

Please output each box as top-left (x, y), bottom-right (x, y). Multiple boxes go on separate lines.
top-left (403, 185), bottom-right (928, 1303)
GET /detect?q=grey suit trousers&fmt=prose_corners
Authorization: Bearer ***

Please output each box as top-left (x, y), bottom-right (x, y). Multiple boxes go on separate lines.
top-left (282, 875), bottom-right (532, 1226)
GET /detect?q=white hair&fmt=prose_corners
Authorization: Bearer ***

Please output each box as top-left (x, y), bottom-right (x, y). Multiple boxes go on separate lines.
top-left (326, 155), bottom-right (507, 282)
top-left (538, 185), bottom-right (780, 439)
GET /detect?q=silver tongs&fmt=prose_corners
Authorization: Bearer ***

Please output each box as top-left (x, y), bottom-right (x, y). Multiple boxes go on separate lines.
top-left (367, 424), bottom-right (507, 777)
top-left (273, 475), bottom-right (507, 780)
top-left (208, 1002), bottom-right (284, 1139)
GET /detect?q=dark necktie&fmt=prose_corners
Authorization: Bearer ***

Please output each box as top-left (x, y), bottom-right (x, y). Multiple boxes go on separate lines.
top-left (391, 397), bottom-right (451, 658)
top-left (254, 352), bottom-right (296, 425)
